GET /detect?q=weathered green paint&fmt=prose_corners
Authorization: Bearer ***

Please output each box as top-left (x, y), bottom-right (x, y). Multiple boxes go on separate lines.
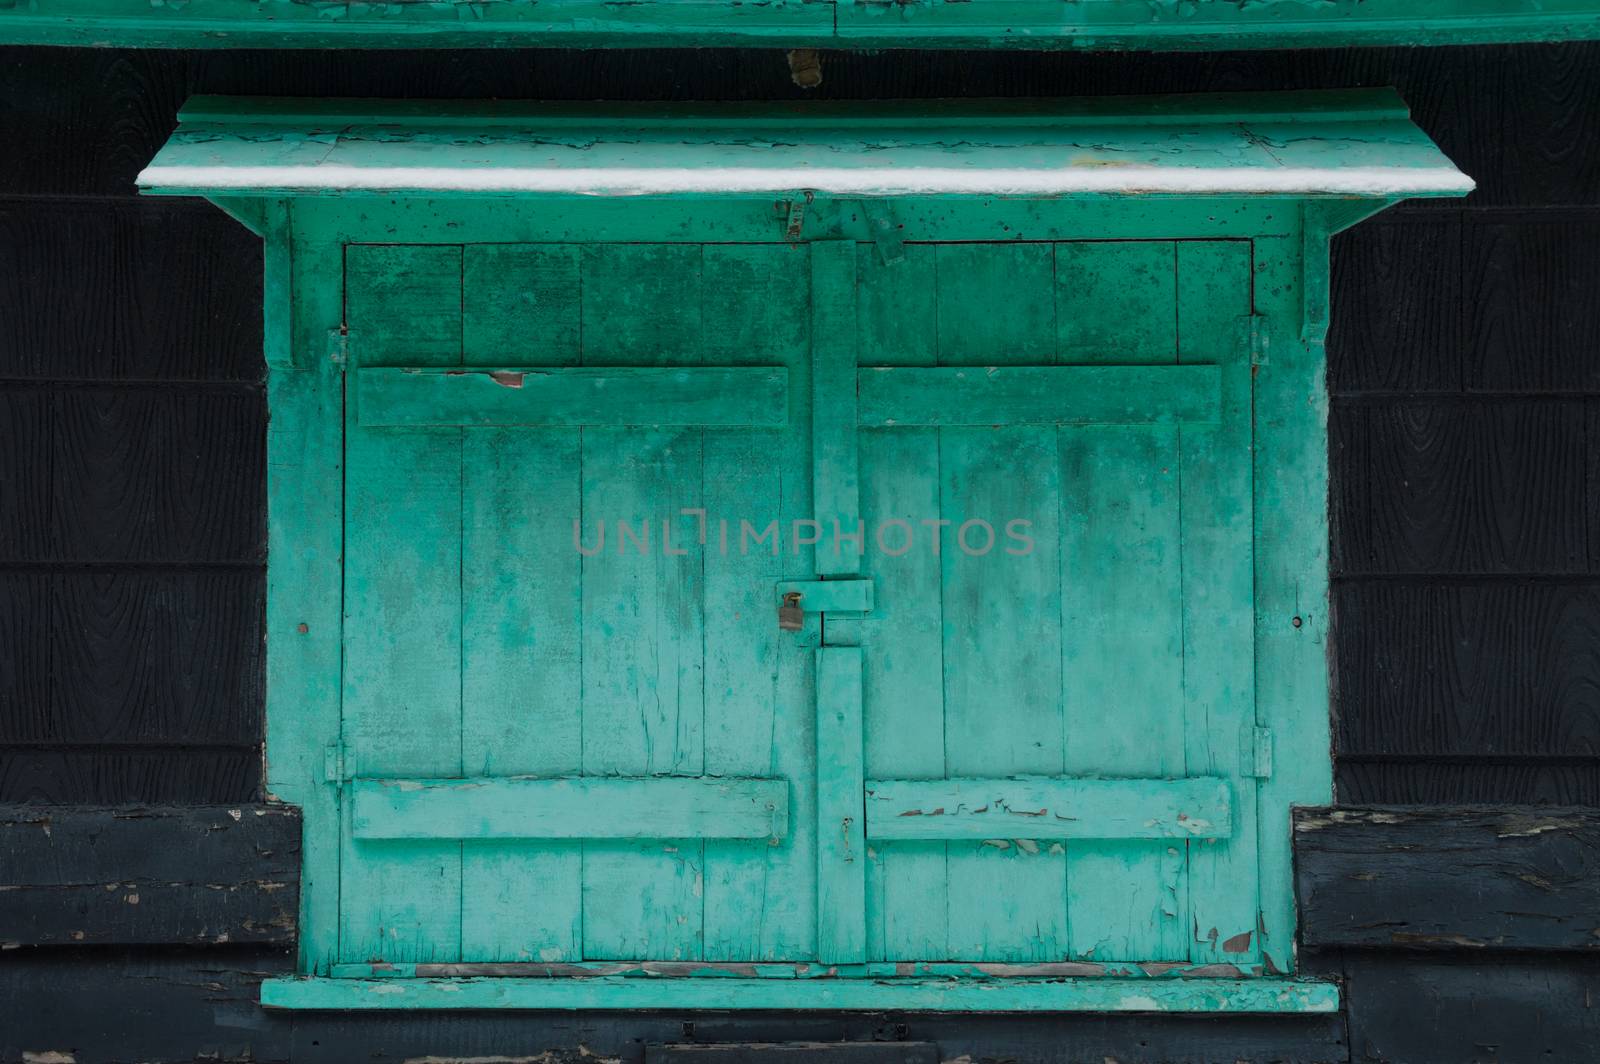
top-left (357, 366), bottom-right (790, 428)
top-left (260, 975), bottom-right (1341, 1012)
top-left (150, 94), bottom-right (1471, 1010)
top-left (816, 646), bottom-right (868, 964)
top-left (862, 777), bottom-right (1232, 840)
top-left (7, 0), bottom-right (1600, 50)
top-left (856, 365), bottom-right (1221, 426)
top-left (350, 777), bottom-right (790, 841)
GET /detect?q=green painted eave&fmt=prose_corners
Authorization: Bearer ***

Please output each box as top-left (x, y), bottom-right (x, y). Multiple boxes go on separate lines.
top-left (136, 89), bottom-right (1473, 201)
top-left (1, 0), bottom-right (1599, 49)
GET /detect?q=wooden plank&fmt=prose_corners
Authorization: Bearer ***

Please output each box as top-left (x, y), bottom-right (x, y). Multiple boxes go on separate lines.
top-left (816, 646), bottom-right (866, 964)
top-left (697, 243), bottom-right (814, 962)
top-left (1252, 231), bottom-right (1334, 976)
top-left (1295, 805), bottom-right (1600, 950)
top-left (1056, 240), bottom-right (1186, 963)
top-left (352, 777), bottom-right (788, 841)
top-left (357, 366), bottom-right (789, 428)
top-left (935, 241), bottom-right (1065, 963)
top-left (339, 242), bottom-right (464, 965)
top-left (851, 243), bottom-right (949, 963)
top-left (774, 578), bottom-right (875, 614)
top-left (857, 365), bottom-right (1220, 427)
top-left (262, 975), bottom-right (1340, 1012)
top-left (459, 243), bottom-right (584, 962)
top-left (267, 218), bottom-right (343, 974)
top-left (1333, 581), bottom-right (1600, 759)
top-left (1331, 398), bottom-right (1587, 577)
top-left (578, 243), bottom-right (707, 961)
top-left (648, 1043), bottom-right (939, 1063)
top-left (1176, 241), bottom-right (1262, 965)
top-left (1343, 955), bottom-right (1600, 1063)
top-left (811, 241), bottom-right (862, 577)
top-left (864, 777), bottom-right (1231, 841)
top-left (0, 804), bottom-right (299, 946)
top-left (0, 950), bottom-right (1346, 1060)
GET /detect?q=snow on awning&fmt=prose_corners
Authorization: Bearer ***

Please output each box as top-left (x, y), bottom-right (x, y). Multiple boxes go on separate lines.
top-left (137, 89), bottom-right (1472, 200)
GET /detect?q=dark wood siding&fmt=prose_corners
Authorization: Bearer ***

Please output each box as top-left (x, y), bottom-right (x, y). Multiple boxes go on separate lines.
top-left (0, 39), bottom-right (1597, 1064)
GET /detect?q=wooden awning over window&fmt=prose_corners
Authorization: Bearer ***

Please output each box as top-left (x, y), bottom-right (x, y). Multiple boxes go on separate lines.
top-left (137, 89), bottom-right (1471, 201)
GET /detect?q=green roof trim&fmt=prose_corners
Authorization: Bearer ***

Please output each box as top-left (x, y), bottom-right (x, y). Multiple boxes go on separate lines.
top-left (2, 0), bottom-right (1598, 49)
top-left (138, 89), bottom-right (1473, 201)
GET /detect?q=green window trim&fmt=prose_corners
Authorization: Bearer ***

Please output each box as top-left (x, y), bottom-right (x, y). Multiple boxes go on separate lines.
top-left (138, 92), bottom-right (1469, 1014)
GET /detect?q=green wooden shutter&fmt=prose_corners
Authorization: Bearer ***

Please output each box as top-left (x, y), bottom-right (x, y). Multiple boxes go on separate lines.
top-left (335, 237), bottom-right (1260, 970)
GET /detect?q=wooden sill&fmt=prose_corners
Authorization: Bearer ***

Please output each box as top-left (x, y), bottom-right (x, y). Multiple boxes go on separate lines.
top-left (260, 975), bottom-right (1340, 1012)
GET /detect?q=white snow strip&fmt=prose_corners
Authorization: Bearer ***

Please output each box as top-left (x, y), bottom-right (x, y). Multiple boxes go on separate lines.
top-left (138, 163), bottom-right (1475, 197)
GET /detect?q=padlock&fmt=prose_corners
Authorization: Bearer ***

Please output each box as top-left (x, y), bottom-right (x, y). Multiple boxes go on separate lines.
top-left (778, 591), bottom-right (804, 632)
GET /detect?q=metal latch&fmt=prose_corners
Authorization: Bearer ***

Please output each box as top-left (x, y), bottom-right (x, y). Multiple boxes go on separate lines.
top-left (323, 741), bottom-right (348, 783)
top-left (1245, 726), bottom-right (1273, 779)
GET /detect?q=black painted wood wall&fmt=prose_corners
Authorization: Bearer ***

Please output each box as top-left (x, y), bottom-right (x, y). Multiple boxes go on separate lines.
top-left (1, 42), bottom-right (1598, 1064)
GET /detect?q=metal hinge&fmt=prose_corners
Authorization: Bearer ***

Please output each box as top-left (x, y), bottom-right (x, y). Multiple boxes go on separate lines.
top-left (857, 200), bottom-right (906, 265)
top-left (1237, 313), bottom-right (1268, 367)
top-left (783, 191), bottom-right (814, 242)
top-left (323, 741), bottom-right (348, 783)
top-left (1245, 726), bottom-right (1274, 779)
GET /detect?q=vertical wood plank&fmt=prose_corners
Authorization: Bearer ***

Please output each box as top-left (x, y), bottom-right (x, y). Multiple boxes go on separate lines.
top-left (855, 244), bottom-right (948, 962)
top-left (264, 206), bottom-right (343, 974)
top-left (1177, 240), bottom-right (1262, 964)
top-left (699, 244), bottom-right (815, 961)
top-left (1254, 225), bottom-right (1335, 974)
top-left (579, 244), bottom-right (707, 961)
top-left (1056, 241), bottom-right (1187, 962)
top-left (811, 242), bottom-right (861, 578)
top-left (816, 644), bottom-right (866, 964)
top-left (459, 244), bottom-right (584, 962)
top-left (936, 243), bottom-right (1066, 961)
top-left (340, 242), bottom-right (464, 964)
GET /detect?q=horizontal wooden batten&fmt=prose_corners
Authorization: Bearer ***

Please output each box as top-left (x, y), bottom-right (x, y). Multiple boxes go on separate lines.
top-left (864, 777), bottom-right (1232, 840)
top-left (350, 776), bottom-right (789, 840)
top-left (357, 366), bottom-right (788, 428)
top-left (1295, 805), bottom-right (1600, 950)
top-left (262, 975), bottom-right (1338, 1012)
top-left (856, 366), bottom-right (1221, 427)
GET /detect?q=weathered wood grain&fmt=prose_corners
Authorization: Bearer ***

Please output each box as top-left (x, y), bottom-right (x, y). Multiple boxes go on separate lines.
top-left (0, 388), bottom-right (263, 563)
top-left (1337, 759), bottom-right (1600, 806)
top-left (1342, 954), bottom-right (1600, 1062)
top-left (0, 749), bottom-right (261, 804)
top-left (0, 569), bottom-right (263, 745)
top-left (1331, 399), bottom-right (1588, 577)
top-left (0, 804), bottom-right (299, 946)
top-left (1295, 806), bottom-right (1600, 950)
top-left (0, 197), bottom-right (262, 381)
top-left (1327, 212), bottom-right (1462, 395)
top-left (1463, 214), bottom-right (1600, 391)
top-left (1332, 581), bottom-right (1600, 758)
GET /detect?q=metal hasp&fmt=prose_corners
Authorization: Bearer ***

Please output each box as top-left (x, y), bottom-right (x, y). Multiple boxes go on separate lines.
top-left (136, 89), bottom-right (1470, 1012)
top-left (2, 0), bottom-right (1599, 50)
